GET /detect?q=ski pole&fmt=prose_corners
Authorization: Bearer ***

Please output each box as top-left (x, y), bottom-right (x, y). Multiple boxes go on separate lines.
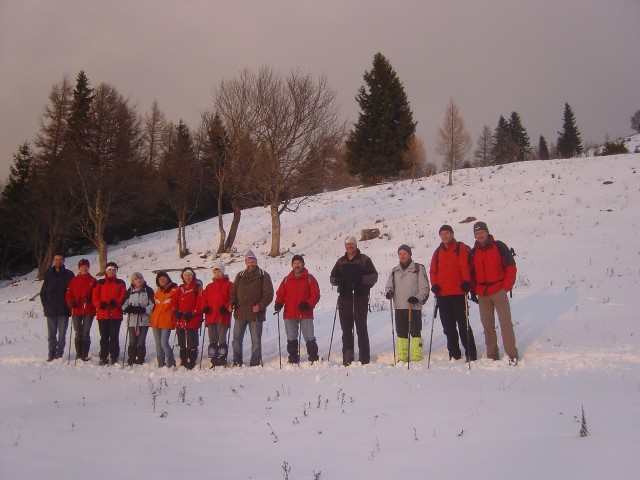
top-left (276, 310), bottom-right (282, 369)
top-left (389, 298), bottom-right (396, 365)
top-left (121, 314), bottom-right (130, 369)
top-left (327, 298), bottom-right (339, 362)
top-left (75, 302), bottom-right (87, 366)
top-left (199, 322), bottom-right (206, 370)
top-left (407, 307), bottom-right (412, 370)
top-left (297, 320), bottom-right (302, 367)
top-left (66, 318), bottom-right (73, 365)
top-left (465, 295), bottom-right (471, 371)
top-left (427, 299), bottom-right (438, 369)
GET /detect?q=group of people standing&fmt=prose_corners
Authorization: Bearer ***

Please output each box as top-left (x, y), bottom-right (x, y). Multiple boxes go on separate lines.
top-left (39, 220), bottom-right (519, 369)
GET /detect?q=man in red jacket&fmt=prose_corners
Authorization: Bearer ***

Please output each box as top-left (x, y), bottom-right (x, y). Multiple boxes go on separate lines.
top-left (65, 259), bottom-right (97, 361)
top-left (274, 255), bottom-right (321, 363)
top-left (470, 222), bottom-right (519, 364)
top-left (429, 225), bottom-right (477, 361)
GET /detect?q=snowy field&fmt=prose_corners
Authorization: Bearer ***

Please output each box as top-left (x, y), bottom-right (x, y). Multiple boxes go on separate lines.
top-left (1, 151), bottom-right (639, 479)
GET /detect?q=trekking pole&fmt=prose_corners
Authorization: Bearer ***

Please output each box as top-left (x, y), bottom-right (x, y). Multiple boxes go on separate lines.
top-left (121, 314), bottom-right (130, 369)
top-left (66, 319), bottom-right (74, 365)
top-left (407, 307), bottom-right (412, 370)
top-left (199, 322), bottom-right (207, 370)
top-left (389, 298), bottom-right (396, 365)
top-left (465, 295), bottom-right (471, 371)
top-left (297, 320), bottom-right (302, 368)
top-left (327, 298), bottom-right (339, 362)
top-left (427, 299), bottom-right (438, 369)
top-left (75, 301), bottom-right (87, 366)
top-left (275, 310), bottom-right (282, 369)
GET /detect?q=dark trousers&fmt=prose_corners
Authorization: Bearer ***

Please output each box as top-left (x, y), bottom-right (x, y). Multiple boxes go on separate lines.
top-left (395, 309), bottom-right (422, 338)
top-left (437, 295), bottom-right (477, 360)
top-left (338, 295), bottom-right (370, 364)
top-left (98, 319), bottom-right (123, 362)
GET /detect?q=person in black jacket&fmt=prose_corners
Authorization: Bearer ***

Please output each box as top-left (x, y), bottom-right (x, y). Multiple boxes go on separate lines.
top-left (330, 236), bottom-right (378, 365)
top-left (40, 254), bottom-right (75, 361)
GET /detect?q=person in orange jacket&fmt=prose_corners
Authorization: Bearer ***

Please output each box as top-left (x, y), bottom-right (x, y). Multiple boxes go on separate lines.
top-left (274, 255), bottom-right (321, 364)
top-left (429, 225), bottom-right (477, 361)
top-left (171, 267), bottom-right (203, 369)
top-left (65, 258), bottom-right (97, 361)
top-left (150, 271), bottom-right (178, 368)
top-left (200, 263), bottom-right (233, 368)
top-left (92, 262), bottom-right (126, 365)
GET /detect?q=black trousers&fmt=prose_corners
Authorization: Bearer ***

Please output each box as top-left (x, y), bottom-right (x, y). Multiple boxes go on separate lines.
top-left (394, 309), bottom-right (422, 338)
top-left (437, 295), bottom-right (477, 360)
top-left (98, 319), bottom-right (122, 361)
top-left (338, 295), bottom-right (370, 364)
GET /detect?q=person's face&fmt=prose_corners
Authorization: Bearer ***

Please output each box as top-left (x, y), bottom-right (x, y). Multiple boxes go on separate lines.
top-left (106, 267), bottom-right (117, 278)
top-left (133, 277), bottom-right (143, 289)
top-left (439, 230), bottom-right (454, 245)
top-left (474, 229), bottom-right (489, 244)
top-left (245, 257), bottom-right (257, 271)
top-left (345, 242), bottom-right (357, 256)
top-left (158, 276), bottom-right (168, 287)
top-left (78, 264), bottom-right (89, 275)
top-left (398, 250), bottom-right (411, 264)
top-left (292, 260), bottom-right (304, 274)
top-left (53, 255), bottom-right (64, 269)
top-left (183, 271), bottom-right (194, 283)
top-left (213, 268), bottom-right (223, 279)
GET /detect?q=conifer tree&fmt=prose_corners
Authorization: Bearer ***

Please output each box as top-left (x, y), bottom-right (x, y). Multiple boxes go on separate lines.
top-left (507, 111), bottom-right (531, 160)
top-left (491, 116), bottom-right (518, 165)
top-left (630, 110), bottom-right (640, 134)
top-left (557, 103), bottom-right (583, 158)
top-left (538, 135), bottom-right (550, 160)
top-left (346, 53), bottom-right (416, 184)
top-left (474, 125), bottom-right (493, 166)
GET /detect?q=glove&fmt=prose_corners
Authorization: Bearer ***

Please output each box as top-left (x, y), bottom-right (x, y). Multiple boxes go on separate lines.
top-left (202, 306), bottom-right (212, 315)
top-left (134, 306), bottom-right (146, 315)
top-left (274, 302), bottom-right (283, 312)
top-left (184, 311), bottom-right (194, 321)
top-left (385, 291), bottom-right (393, 300)
top-left (100, 301), bottom-right (108, 310)
top-left (70, 300), bottom-right (77, 308)
top-left (123, 305), bottom-right (135, 314)
top-left (84, 295), bottom-right (91, 303)
top-left (461, 281), bottom-right (471, 293)
top-left (431, 285), bottom-right (441, 295)
top-left (219, 306), bottom-right (228, 314)
top-left (407, 296), bottom-right (419, 305)
top-left (109, 299), bottom-right (117, 308)
top-left (298, 301), bottom-right (311, 311)
top-left (174, 311), bottom-right (183, 319)
top-left (469, 292), bottom-right (479, 304)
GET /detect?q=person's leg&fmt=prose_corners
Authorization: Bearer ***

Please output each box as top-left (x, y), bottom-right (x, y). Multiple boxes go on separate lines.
top-left (232, 319), bottom-right (248, 366)
top-left (492, 290), bottom-right (519, 361)
top-left (284, 319), bottom-right (300, 363)
top-left (248, 320), bottom-right (263, 367)
top-left (153, 328), bottom-right (166, 367)
top-left (338, 296), bottom-right (355, 365)
top-left (438, 296), bottom-right (462, 360)
top-left (478, 295), bottom-right (499, 360)
top-left (353, 295), bottom-right (370, 364)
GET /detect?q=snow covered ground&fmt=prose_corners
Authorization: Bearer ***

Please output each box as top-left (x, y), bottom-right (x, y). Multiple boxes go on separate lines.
top-left (1, 154), bottom-right (639, 479)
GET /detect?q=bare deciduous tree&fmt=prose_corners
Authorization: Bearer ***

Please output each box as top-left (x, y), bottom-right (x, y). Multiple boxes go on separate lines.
top-left (474, 125), bottom-right (493, 167)
top-left (401, 134), bottom-right (429, 181)
top-left (436, 98), bottom-right (472, 186)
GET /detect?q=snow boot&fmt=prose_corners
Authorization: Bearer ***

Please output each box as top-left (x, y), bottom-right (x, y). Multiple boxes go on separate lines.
top-left (342, 348), bottom-right (354, 366)
top-left (186, 347), bottom-right (199, 370)
top-left (216, 343), bottom-right (228, 366)
top-left (410, 337), bottom-right (424, 362)
top-left (81, 340), bottom-right (91, 361)
top-left (397, 337), bottom-right (409, 362)
top-left (208, 343), bottom-right (217, 359)
top-left (74, 338), bottom-right (83, 360)
top-left (179, 347), bottom-right (188, 368)
top-left (287, 340), bottom-right (299, 364)
top-left (306, 340), bottom-right (319, 363)
top-left (136, 346), bottom-right (146, 365)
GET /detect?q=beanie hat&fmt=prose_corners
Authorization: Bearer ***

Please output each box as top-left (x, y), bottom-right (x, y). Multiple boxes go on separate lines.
top-left (291, 254), bottom-right (305, 265)
top-left (439, 224), bottom-right (454, 234)
top-left (105, 261), bottom-right (118, 271)
top-left (245, 250), bottom-right (257, 261)
top-left (473, 221), bottom-right (489, 233)
top-left (155, 271), bottom-right (173, 288)
top-left (344, 236), bottom-right (357, 245)
top-left (212, 262), bottom-right (225, 275)
top-left (78, 258), bottom-right (90, 267)
top-left (181, 267), bottom-right (196, 280)
top-left (397, 244), bottom-right (412, 256)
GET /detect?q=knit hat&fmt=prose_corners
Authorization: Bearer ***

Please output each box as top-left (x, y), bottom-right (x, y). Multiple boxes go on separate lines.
top-left (181, 267), bottom-right (196, 280)
top-left (105, 261), bottom-right (118, 271)
top-left (245, 250), bottom-right (257, 260)
top-left (155, 271), bottom-right (173, 287)
top-left (131, 272), bottom-right (144, 283)
top-left (291, 254), bottom-right (305, 265)
top-left (397, 244), bottom-right (412, 256)
top-left (344, 236), bottom-right (357, 245)
top-left (473, 221), bottom-right (489, 233)
top-left (212, 262), bottom-right (225, 275)
top-left (78, 258), bottom-right (90, 267)
top-left (439, 224), bottom-right (454, 234)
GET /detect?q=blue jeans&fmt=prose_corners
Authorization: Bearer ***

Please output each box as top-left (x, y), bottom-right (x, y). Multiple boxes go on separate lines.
top-left (232, 319), bottom-right (263, 366)
top-left (72, 315), bottom-right (94, 343)
top-left (46, 315), bottom-right (69, 358)
top-left (284, 318), bottom-right (315, 343)
top-left (152, 328), bottom-right (175, 367)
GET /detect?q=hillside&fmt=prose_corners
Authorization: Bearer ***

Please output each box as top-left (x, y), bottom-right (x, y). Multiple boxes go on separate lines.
top-left (1, 154), bottom-right (639, 479)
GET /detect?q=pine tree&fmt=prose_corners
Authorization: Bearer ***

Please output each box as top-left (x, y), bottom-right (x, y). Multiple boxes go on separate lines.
top-left (491, 116), bottom-right (518, 165)
top-left (538, 135), bottom-right (550, 160)
top-left (507, 112), bottom-right (531, 160)
top-left (346, 53), bottom-right (416, 184)
top-left (557, 103), bottom-right (583, 158)
top-left (631, 110), bottom-right (640, 134)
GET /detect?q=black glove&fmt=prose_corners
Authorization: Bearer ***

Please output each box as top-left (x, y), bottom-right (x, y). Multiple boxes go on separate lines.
top-left (431, 285), bottom-right (441, 295)
top-left (135, 306), bottom-right (146, 315)
top-left (123, 305), bottom-right (135, 314)
top-left (174, 311), bottom-right (183, 319)
top-left (184, 311), bottom-right (194, 321)
top-left (100, 301), bottom-right (108, 310)
top-left (469, 292), bottom-right (479, 304)
top-left (70, 300), bottom-right (77, 308)
top-left (202, 306), bottom-right (212, 315)
top-left (385, 291), bottom-right (393, 300)
top-left (219, 306), bottom-right (228, 314)
top-left (84, 295), bottom-right (91, 303)
top-left (274, 302), bottom-right (283, 312)
top-left (407, 296), bottom-right (419, 305)
top-left (461, 281), bottom-right (471, 293)
top-left (298, 301), bottom-right (311, 311)
top-left (109, 299), bottom-right (117, 308)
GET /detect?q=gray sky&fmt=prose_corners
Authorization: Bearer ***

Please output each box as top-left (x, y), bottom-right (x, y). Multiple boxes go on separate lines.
top-left (1, 0), bottom-right (639, 181)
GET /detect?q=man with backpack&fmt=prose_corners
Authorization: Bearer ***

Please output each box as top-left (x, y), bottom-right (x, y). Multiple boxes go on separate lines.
top-left (429, 225), bottom-right (477, 361)
top-left (469, 221), bottom-right (519, 364)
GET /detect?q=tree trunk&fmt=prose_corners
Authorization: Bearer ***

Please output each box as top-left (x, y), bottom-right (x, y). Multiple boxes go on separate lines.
top-left (268, 202), bottom-right (281, 257)
top-left (177, 221), bottom-right (186, 258)
top-left (448, 166), bottom-right (453, 186)
top-left (224, 198), bottom-right (241, 253)
top-left (97, 238), bottom-right (108, 275)
top-left (216, 190), bottom-right (227, 255)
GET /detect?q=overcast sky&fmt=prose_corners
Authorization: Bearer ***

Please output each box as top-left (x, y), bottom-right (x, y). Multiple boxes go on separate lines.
top-left (1, 0), bottom-right (639, 181)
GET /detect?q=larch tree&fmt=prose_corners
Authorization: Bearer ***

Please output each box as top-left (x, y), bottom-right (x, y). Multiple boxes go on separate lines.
top-left (474, 125), bottom-right (493, 167)
top-left (435, 98), bottom-right (471, 186)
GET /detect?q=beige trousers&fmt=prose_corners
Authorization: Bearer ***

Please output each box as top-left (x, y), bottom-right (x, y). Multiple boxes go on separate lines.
top-left (478, 289), bottom-right (518, 360)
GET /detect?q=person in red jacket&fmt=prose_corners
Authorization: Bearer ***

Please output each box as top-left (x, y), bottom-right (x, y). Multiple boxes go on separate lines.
top-left (171, 267), bottom-right (203, 370)
top-left (200, 263), bottom-right (233, 368)
top-left (429, 225), bottom-right (477, 361)
top-left (274, 255), bottom-right (321, 364)
top-left (65, 258), bottom-right (97, 361)
top-left (470, 222), bottom-right (519, 364)
top-left (92, 261), bottom-right (127, 365)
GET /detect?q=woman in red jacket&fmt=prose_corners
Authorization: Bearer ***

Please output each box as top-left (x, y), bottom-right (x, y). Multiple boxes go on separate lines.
top-left (171, 267), bottom-right (203, 369)
top-left (92, 262), bottom-right (126, 365)
top-left (65, 259), bottom-right (97, 361)
top-left (200, 263), bottom-right (233, 368)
